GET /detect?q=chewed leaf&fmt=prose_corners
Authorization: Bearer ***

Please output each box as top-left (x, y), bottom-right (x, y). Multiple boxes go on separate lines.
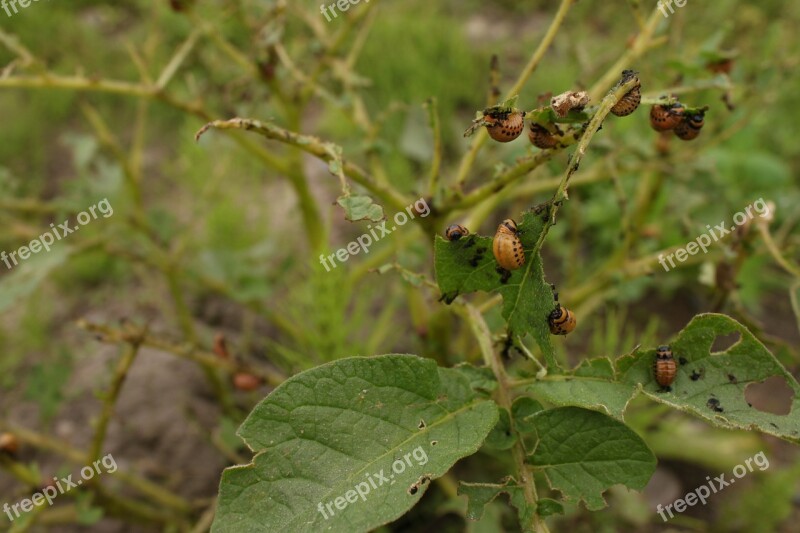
top-left (458, 480), bottom-right (535, 532)
top-left (617, 313), bottom-right (800, 443)
top-left (337, 194), bottom-right (385, 223)
top-left (434, 209), bottom-right (558, 368)
top-left (528, 407), bottom-right (656, 511)
top-left (212, 355), bottom-right (498, 533)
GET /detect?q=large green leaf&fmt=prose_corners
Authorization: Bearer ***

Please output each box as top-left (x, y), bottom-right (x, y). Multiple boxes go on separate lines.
top-left (527, 407), bottom-right (656, 510)
top-left (617, 313), bottom-right (800, 443)
top-left (434, 209), bottom-right (557, 366)
top-left (212, 354), bottom-right (499, 533)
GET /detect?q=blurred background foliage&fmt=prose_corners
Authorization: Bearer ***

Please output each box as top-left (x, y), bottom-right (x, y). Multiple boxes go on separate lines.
top-left (0, 0), bottom-right (799, 531)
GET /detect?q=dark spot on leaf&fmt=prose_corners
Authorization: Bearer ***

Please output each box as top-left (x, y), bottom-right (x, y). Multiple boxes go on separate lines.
top-left (678, 357), bottom-right (688, 365)
top-left (418, 420), bottom-right (426, 429)
top-left (769, 422), bottom-right (779, 429)
top-left (496, 266), bottom-right (512, 284)
top-left (463, 235), bottom-right (476, 248)
top-left (690, 369), bottom-right (703, 381)
top-left (707, 398), bottom-right (724, 412)
top-left (475, 246), bottom-right (487, 254)
top-left (728, 374), bottom-right (738, 384)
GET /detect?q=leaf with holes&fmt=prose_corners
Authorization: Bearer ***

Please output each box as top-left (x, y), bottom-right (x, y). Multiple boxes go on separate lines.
top-left (527, 407), bottom-right (656, 511)
top-left (212, 354), bottom-right (499, 533)
top-left (434, 209), bottom-right (557, 366)
top-left (617, 313), bottom-right (800, 443)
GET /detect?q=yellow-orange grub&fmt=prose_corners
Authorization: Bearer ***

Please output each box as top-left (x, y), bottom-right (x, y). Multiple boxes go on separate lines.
top-left (649, 104), bottom-right (684, 131)
top-left (0, 432), bottom-right (19, 455)
top-left (485, 111), bottom-right (525, 143)
top-left (548, 305), bottom-right (577, 335)
top-left (611, 73), bottom-right (642, 117)
top-left (528, 123), bottom-right (559, 149)
top-left (444, 224), bottom-right (469, 241)
top-left (654, 345), bottom-right (677, 387)
top-left (675, 111), bottom-right (705, 141)
top-left (493, 219), bottom-right (525, 270)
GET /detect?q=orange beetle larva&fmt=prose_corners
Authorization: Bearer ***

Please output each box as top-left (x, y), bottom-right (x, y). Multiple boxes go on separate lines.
top-left (654, 345), bottom-right (677, 390)
top-left (485, 111), bottom-right (526, 143)
top-left (444, 224), bottom-right (469, 241)
top-left (548, 287), bottom-right (577, 335)
top-left (611, 70), bottom-right (642, 117)
top-left (649, 103), bottom-right (685, 131)
top-left (492, 219), bottom-right (525, 270)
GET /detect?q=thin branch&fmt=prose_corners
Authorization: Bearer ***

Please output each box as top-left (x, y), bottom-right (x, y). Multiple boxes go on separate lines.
top-left (453, 0), bottom-right (576, 190)
top-left (195, 117), bottom-right (411, 212)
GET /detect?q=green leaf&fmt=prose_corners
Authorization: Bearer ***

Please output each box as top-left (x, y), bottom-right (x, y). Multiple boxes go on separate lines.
top-left (536, 498), bottom-right (564, 517)
top-left (511, 397), bottom-right (543, 434)
top-left (484, 408), bottom-right (516, 450)
top-left (525, 357), bottom-right (636, 419)
top-left (617, 313), bottom-right (800, 443)
top-left (336, 194), bottom-right (385, 223)
top-left (459, 481), bottom-right (513, 521)
top-left (458, 480), bottom-right (535, 531)
top-left (434, 209), bottom-right (557, 367)
top-left (453, 363), bottom-right (498, 394)
top-left (213, 354), bottom-right (498, 533)
top-left (528, 407), bottom-right (656, 511)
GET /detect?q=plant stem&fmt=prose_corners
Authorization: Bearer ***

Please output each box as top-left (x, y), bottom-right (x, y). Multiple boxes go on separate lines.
top-left (195, 117), bottom-right (411, 213)
top-left (533, 75), bottom-right (642, 254)
top-left (462, 303), bottom-right (549, 533)
top-left (88, 342), bottom-right (141, 465)
top-left (453, 0), bottom-right (576, 190)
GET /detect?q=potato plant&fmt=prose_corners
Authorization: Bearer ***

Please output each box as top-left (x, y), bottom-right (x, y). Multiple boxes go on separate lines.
top-left (0, 1), bottom-right (799, 532)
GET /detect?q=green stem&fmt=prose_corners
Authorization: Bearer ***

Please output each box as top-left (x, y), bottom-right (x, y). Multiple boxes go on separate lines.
top-left (453, 0), bottom-right (576, 190)
top-left (89, 343), bottom-right (140, 464)
top-left (462, 303), bottom-right (549, 533)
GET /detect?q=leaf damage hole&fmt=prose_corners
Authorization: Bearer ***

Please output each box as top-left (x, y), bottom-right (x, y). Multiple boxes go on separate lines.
top-left (710, 332), bottom-right (742, 353)
top-left (430, 440), bottom-right (438, 446)
top-left (418, 419), bottom-right (426, 430)
top-left (744, 376), bottom-right (793, 415)
top-left (407, 475), bottom-right (431, 495)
